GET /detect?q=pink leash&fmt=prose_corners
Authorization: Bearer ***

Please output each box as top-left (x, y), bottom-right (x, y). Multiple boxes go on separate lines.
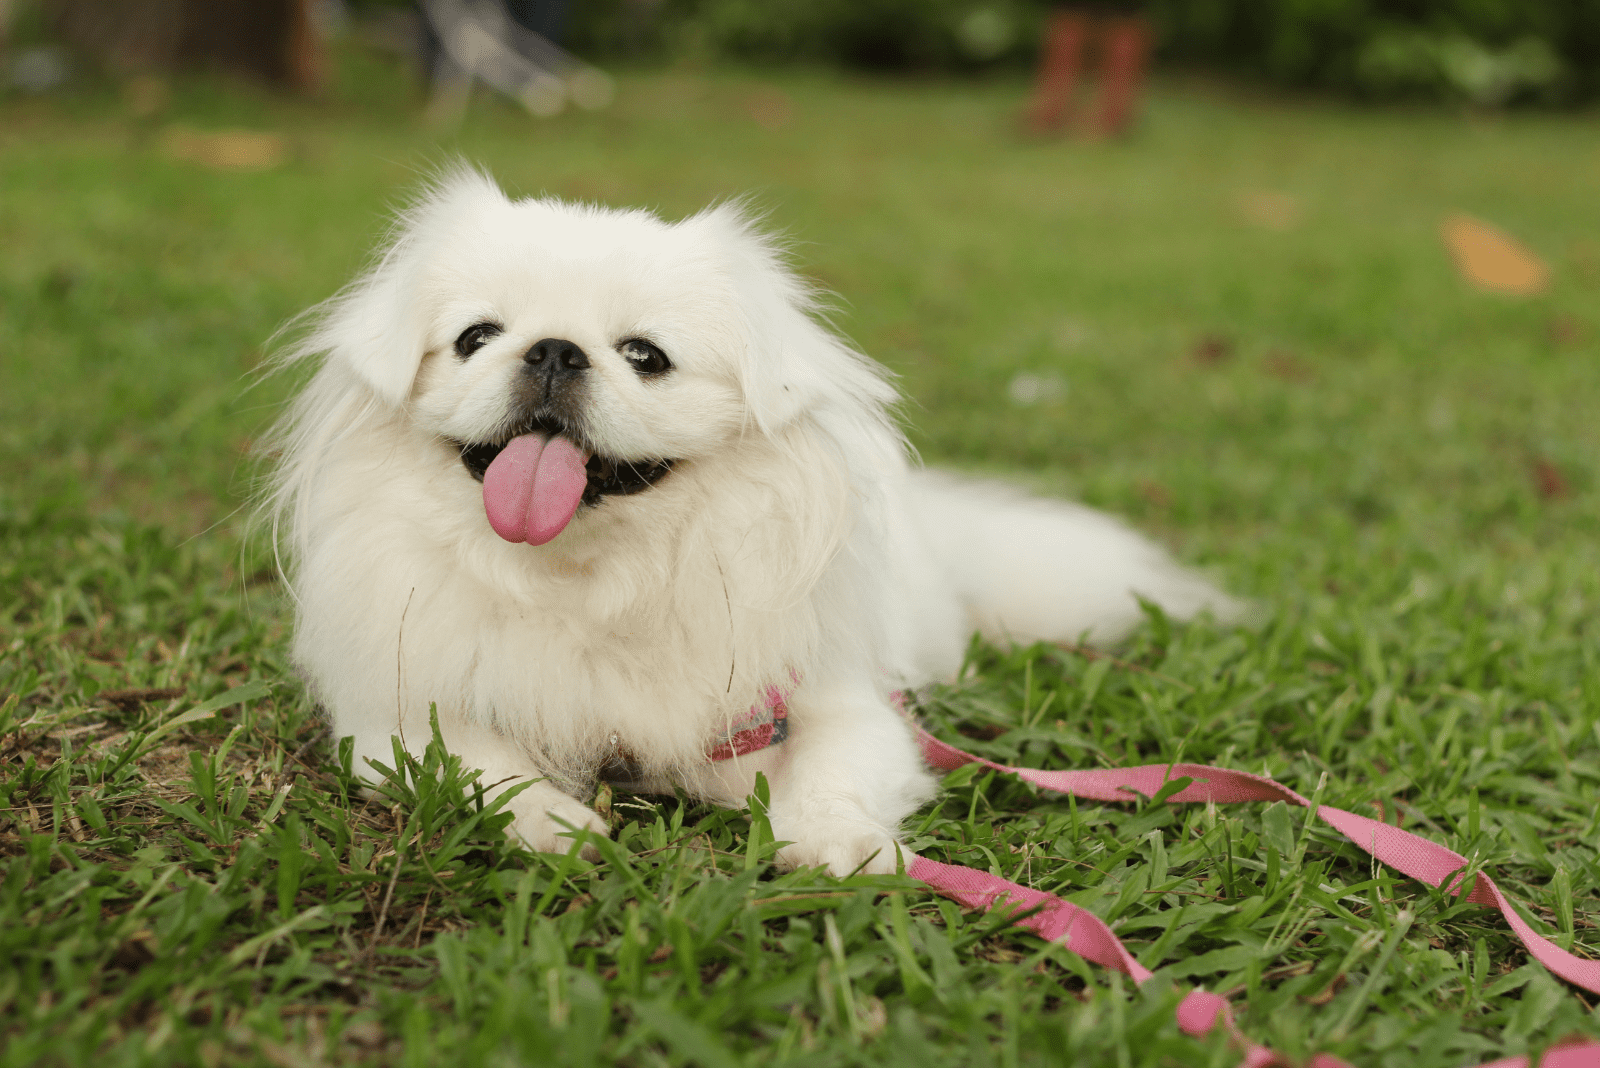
top-left (905, 727), bottom-right (1600, 1068)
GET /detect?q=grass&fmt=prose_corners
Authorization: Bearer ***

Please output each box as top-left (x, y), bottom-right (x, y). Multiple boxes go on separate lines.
top-left (3, 37), bottom-right (1600, 1068)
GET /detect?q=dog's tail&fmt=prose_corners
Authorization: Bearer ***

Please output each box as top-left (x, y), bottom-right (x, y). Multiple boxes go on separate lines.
top-left (904, 470), bottom-right (1245, 647)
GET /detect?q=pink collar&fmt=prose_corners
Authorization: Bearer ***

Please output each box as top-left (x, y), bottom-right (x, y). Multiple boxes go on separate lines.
top-left (597, 684), bottom-right (793, 786)
top-left (706, 685), bottom-right (790, 761)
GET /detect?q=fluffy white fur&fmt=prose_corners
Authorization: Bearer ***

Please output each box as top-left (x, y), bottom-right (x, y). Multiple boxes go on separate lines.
top-left (266, 169), bottom-right (1238, 875)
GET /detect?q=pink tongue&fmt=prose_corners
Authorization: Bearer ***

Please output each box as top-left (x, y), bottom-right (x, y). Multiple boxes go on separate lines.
top-left (481, 433), bottom-right (591, 545)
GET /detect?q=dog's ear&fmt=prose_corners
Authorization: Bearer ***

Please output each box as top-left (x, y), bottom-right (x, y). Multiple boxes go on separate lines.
top-left (685, 203), bottom-right (895, 434)
top-left (315, 168), bottom-right (508, 408)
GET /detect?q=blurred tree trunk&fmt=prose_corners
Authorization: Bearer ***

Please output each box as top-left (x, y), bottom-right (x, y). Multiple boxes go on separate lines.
top-left (45, 0), bottom-right (326, 91)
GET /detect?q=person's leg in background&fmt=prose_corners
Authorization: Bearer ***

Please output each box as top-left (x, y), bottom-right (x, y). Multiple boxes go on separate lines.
top-left (1091, 6), bottom-right (1151, 138)
top-left (1024, 4), bottom-right (1090, 135)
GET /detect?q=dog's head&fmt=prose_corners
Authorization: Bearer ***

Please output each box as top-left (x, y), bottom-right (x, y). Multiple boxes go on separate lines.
top-left (299, 168), bottom-right (893, 545)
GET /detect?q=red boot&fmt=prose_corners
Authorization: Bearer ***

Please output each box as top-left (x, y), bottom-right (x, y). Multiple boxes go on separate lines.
top-left (1024, 10), bottom-right (1090, 135)
top-left (1092, 15), bottom-right (1150, 138)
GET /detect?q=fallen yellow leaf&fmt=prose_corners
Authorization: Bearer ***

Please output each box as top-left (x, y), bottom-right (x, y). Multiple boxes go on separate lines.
top-left (1441, 214), bottom-right (1549, 295)
top-left (161, 126), bottom-right (288, 172)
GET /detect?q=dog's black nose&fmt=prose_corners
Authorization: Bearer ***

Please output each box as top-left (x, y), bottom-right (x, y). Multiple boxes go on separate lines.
top-left (525, 338), bottom-right (590, 370)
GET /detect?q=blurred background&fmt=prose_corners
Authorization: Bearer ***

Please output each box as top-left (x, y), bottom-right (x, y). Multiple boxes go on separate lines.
top-left (9, 1), bottom-right (1599, 105)
top-left (1, 0), bottom-right (1597, 602)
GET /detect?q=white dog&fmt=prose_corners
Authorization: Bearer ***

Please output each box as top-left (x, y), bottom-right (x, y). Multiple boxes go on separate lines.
top-left (266, 169), bottom-right (1236, 875)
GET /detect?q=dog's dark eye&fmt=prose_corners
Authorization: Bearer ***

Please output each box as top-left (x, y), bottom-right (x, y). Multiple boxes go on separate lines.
top-left (454, 322), bottom-right (502, 359)
top-left (620, 338), bottom-right (671, 377)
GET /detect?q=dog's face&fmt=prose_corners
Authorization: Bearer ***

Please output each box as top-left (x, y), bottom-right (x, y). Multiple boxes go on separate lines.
top-left (401, 193), bottom-right (753, 544)
top-left (409, 204), bottom-right (748, 468)
top-left (312, 170), bottom-right (895, 544)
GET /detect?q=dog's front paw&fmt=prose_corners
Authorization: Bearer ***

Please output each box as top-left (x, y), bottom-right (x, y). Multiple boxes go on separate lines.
top-left (774, 818), bottom-right (910, 877)
top-left (507, 790), bottom-right (609, 861)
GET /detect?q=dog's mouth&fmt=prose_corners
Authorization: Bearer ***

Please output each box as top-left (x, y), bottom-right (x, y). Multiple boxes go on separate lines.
top-left (451, 415), bottom-right (675, 511)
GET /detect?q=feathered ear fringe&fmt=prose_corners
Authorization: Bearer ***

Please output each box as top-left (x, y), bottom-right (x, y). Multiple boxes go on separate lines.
top-left (679, 200), bottom-right (898, 437)
top-left (254, 163), bottom-right (508, 591)
top-left (274, 163), bottom-right (508, 408)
